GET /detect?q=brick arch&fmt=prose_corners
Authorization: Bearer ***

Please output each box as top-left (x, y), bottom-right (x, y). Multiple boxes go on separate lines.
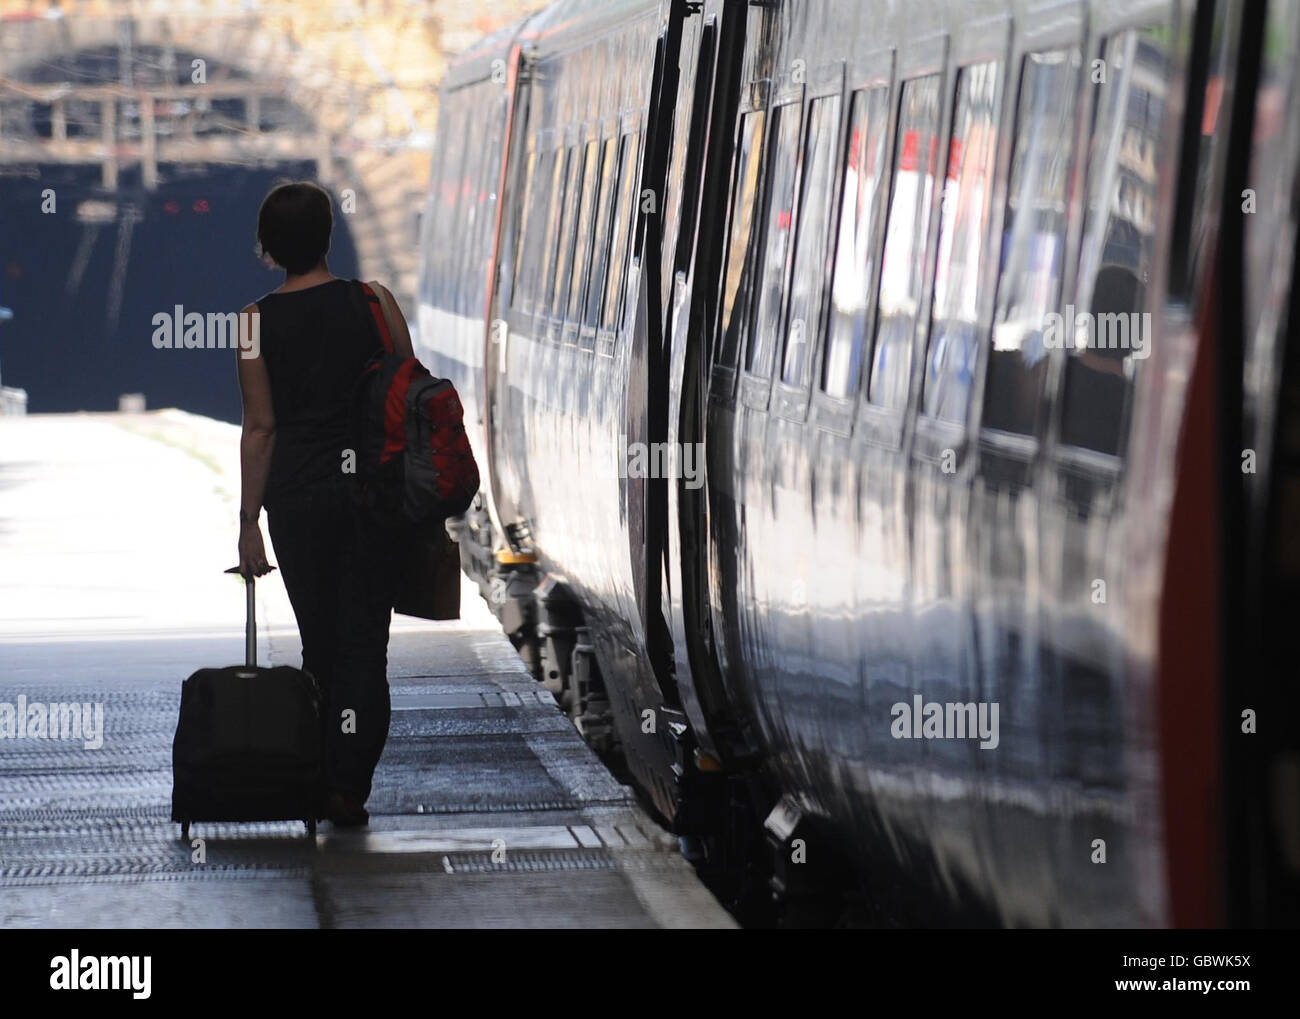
top-left (0, 3), bottom-right (443, 305)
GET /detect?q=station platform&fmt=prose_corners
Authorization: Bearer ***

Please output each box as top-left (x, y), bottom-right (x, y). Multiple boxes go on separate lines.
top-left (0, 412), bottom-right (735, 929)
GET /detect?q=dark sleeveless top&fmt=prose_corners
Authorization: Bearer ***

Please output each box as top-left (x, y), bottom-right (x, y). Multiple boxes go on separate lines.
top-left (254, 279), bottom-right (378, 509)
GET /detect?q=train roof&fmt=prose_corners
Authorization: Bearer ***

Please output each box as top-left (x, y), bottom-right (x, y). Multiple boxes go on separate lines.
top-left (442, 0), bottom-right (659, 90)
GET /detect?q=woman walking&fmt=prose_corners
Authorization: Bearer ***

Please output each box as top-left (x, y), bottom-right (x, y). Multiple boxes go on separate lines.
top-left (234, 181), bottom-right (413, 826)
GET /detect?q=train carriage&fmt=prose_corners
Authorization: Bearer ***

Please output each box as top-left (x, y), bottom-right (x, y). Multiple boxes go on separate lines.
top-left (417, 0), bottom-right (1300, 927)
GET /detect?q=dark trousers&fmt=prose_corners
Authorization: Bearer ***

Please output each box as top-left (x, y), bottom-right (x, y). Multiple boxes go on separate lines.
top-left (266, 478), bottom-right (400, 802)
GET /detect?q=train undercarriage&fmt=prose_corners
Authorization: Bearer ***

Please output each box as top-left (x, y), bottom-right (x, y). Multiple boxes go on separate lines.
top-left (449, 498), bottom-right (886, 927)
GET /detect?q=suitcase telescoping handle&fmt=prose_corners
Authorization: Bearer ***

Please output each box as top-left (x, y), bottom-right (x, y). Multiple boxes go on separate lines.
top-left (224, 565), bottom-right (275, 668)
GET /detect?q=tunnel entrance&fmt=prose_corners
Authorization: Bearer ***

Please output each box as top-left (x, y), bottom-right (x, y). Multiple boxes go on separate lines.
top-left (0, 35), bottom-right (367, 422)
top-left (0, 161), bottom-right (360, 422)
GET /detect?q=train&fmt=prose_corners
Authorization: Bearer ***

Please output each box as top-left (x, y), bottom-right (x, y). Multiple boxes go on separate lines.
top-left (412, 0), bottom-right (1300, 927)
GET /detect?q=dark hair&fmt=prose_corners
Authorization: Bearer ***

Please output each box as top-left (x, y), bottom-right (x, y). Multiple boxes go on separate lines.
top-left (256, 182), bottom-right (332, 274)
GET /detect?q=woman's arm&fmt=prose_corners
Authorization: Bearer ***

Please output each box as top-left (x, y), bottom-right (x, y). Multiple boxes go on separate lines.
top-left (371, 281), bottom-right (415, 360)
top-left (235, 302), bottom-right (276, 576)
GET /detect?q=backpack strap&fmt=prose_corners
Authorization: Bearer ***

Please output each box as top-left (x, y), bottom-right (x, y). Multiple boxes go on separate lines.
top-left (356, 279), bottom-right (395, 355)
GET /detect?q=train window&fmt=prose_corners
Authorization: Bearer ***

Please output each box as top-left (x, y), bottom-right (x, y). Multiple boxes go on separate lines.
top-left (455, 121), bottom-right (486, 315)
top-left (1059, 26), bottom-right (1171, 456)
top-left (747, 103), bottom-right (803, 378)
top-left (661, 30), bottom-right (697, 316)
top-left (601, 132), bottom-right (641, 332)
top-left (433, 104), bottom-right (467, 311)
top-left (923, 60), bottom-right (1002, 423)
top-left (674, 22), bottom-right (718, 277)
top-left (471, 97), bottom-right (506, 316)
top-left (460, 103), bottom-right (486, 315)
top-left (585, 136), bottom-right (619, 327)
top-left (869, 73), bottom-right (942, 409)
top-left (427, 110), bottom-right (447, 309)
top-left (512, 149), bottom-right (538, 311)
top-left (463, 96), bottom-right (505, 317)
top-left (418, 190), bottom-right (437, 309)
top-left (443, 109), bottom-right (471, 311)
top-left (420, 117), bottom-right (446, 310)
top-left (522, 147), bottom-right (555, 314)
top-left (823, 85), bottom-right (890, 400)
top-left (538, 146), bottom-right (572, 320)
top-left (550, 144), bottom-right (586, 321)
top-left (983, 49), bottom-right (1080, 436)
top-left (716, 110), bottom-right (766, 368)
top-left (782, 94), bottom-right (843, 388)
top-left (567, 139), bottom-right (601, 324)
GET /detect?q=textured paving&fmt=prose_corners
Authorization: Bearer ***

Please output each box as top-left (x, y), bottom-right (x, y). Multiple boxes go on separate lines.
top-left (0, 413), bottom-right (735, 929)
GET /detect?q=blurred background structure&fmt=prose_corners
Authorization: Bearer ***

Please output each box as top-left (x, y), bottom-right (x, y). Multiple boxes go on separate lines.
top-left (0, 0), bottom-right (542, 419)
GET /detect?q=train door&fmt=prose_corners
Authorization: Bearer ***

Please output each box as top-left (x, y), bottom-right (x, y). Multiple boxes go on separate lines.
top-left (704, 1), bottom-right (777, 753)
top-left (662, 3), bottom-right (738, 759)
top-left (479, 47), bottom-right (527, 546)
top-left (621, 0), bottom-right (723, 722)
top-left (488, 45), bottom-right (544, 542)
top-left (716, 54), bottom-right (807, 773)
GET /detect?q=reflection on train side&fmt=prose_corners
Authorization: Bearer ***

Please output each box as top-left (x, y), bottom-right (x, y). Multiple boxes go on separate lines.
top-left (1062, 28), bottom-right (1168, 456)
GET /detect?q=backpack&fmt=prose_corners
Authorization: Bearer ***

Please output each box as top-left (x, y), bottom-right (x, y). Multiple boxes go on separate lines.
top-left (349, 280), bottom-right (479, 526)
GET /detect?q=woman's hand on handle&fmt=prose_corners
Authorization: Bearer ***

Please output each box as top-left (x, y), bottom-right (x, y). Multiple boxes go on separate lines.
top-left (237, 521), bottom-right (274, 578)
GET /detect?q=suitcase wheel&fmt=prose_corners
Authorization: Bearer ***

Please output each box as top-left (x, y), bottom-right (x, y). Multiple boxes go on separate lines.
top-left (180, 821), bottom-right (190, 841)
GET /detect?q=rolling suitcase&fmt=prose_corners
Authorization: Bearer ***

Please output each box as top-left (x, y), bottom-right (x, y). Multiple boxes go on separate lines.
top-left (171, 567), bottom-right (324, 839)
